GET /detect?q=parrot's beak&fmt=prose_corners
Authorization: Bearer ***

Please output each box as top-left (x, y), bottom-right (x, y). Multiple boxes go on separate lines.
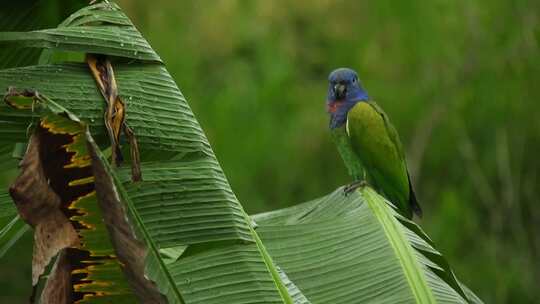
top-left (334, 83), bottom-right (346, 100)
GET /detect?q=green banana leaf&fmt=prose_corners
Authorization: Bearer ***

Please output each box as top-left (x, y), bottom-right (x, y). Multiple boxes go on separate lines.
top-left (254, 187), bottom-right (483, 304)
top-left (0, 144), bottom-right (27, 260)
top-left (0, 0), bottom-right (88, 69)
top-left (0, 194), bottom-right (28, 259)
top-left (0, 1), bottom-right (481, 303)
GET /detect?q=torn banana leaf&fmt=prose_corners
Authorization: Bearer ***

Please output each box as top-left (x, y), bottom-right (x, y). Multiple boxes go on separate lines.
top-left (0, 2), bottom-right (300, 303)
top-left (4, 90), bottom-right (152, 303)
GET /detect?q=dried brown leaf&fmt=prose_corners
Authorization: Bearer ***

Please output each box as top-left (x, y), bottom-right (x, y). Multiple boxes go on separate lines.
top-left (9, 133), bottom-right (79, 286)
top-left (87, 134), bottom-right (165, 303)
top-left (39, 249), bottom-right (72, 304)
top-left (86, 54), bottom-right (142, 181)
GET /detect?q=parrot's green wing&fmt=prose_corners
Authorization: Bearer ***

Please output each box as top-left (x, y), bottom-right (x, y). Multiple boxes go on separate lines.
top-left (367, 102), bottom-right (406, 161)
top-left (366, 101), bottom-right (422, 217)
top-left (345, 100), bottom-right (422, 218)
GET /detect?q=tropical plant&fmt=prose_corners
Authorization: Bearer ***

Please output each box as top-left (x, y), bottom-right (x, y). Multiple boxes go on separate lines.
top-left (0, 1), bottom-right (482, 303)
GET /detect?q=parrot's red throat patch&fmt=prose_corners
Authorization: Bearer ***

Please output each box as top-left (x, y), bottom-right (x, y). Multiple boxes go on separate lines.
top-left (327, 100), bottom-right (344, 113)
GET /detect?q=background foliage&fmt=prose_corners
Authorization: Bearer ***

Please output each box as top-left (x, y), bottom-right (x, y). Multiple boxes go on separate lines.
top-left (1, 0), bottom-right (538, 303)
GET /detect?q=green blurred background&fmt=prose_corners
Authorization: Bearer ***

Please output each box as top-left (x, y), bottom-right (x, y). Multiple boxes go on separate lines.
top-left (1, 0), bottom-right (539, 303)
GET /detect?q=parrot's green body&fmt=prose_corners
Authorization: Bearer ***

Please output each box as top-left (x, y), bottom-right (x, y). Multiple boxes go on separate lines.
top-left (348, 101), bottom-right (419, 218)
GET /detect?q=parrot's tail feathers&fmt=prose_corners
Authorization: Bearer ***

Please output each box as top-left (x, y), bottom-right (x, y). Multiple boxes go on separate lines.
top-left (407, 173), bottom-right (423, 218)
top-left (409, 188), bottom-right (422, 218)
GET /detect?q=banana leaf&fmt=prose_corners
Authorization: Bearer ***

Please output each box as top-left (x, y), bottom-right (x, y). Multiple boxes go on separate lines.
top-left (254, 187), bottom-right (483, 304)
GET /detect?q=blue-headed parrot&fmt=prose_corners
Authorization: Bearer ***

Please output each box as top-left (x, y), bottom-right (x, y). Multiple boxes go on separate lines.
top-left (326, 67), bottom-right (422, 219)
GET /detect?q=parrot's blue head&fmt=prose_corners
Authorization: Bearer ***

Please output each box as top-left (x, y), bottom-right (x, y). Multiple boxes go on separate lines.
top-left (326, 68), bottom-right (369, 129)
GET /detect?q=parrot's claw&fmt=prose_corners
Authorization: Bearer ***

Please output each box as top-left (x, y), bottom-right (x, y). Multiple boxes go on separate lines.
top-left (343, 180), bottom-right (369, 196)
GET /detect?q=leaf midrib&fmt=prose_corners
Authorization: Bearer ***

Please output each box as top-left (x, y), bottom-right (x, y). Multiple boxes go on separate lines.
top-left (362, 187), bottom-right (435, 304)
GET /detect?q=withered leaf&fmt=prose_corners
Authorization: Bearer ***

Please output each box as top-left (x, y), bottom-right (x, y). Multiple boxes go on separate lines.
top-left (87, 133), bottom-right (166, 303)
top-left (86, 54), bottom-right (142, 181)
top-left (5, 87), bottom-right (147, 303)
top-left (39, 249), bottom-right (72, 304)
top-left (9, 133), bottom-right (79, 287)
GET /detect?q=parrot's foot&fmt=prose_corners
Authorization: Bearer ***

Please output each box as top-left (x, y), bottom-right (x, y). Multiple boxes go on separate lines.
top-left (343, 180), bottom-right (369, 196)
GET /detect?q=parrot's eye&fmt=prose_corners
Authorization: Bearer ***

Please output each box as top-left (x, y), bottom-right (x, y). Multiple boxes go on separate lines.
top-left (351, 78), bottom-right (356, 83)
